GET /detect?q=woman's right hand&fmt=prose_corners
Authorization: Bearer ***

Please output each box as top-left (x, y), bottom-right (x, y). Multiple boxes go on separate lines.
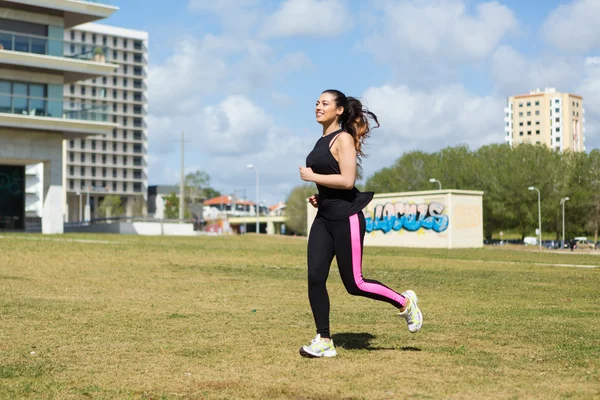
top-left (308, 194), bottom-right (319, 208)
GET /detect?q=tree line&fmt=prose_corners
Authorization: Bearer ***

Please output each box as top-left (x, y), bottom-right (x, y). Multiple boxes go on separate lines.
top-left (286, 144), bottom-right (600, 242)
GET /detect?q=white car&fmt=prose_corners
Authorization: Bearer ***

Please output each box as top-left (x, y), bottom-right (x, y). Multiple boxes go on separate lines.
top-left (524, 236), bottom-right (538, 246)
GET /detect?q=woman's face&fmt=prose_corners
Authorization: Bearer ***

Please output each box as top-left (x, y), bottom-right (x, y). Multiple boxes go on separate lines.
top-left (315, 92), bottom-right (343, 126)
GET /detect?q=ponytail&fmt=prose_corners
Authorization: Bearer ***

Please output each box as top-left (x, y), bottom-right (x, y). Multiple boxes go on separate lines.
top-left (322, 89), bottom-right (380, 161)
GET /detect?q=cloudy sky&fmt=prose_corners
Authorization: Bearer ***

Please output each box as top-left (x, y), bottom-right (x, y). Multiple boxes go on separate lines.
top-left (104, 0), bottom-right (600, 206)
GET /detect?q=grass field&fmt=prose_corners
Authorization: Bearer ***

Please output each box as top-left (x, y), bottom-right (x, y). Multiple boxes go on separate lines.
top-left (1, 233), bottom-right (599, 399)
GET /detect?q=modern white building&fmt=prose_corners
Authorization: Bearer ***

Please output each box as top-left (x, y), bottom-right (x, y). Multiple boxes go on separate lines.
top-left (63, 23), bottom-right (148, 221)
top-left (0, 0), bottom-right (118, 233)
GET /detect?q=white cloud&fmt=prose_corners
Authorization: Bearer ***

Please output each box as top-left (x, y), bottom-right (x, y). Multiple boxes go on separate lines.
top-left (541, 0), bottom-right (600, 53)
top-left (259, 0), bottom-right (352, 38)
top-left (360, 84), bottom-right (504, 176)
top-left (148, 95), bottom-right (314, 204)
top-left (188, 0), bottom-right (261, 33)
top-left (361, 0), bottom-right (517, 78)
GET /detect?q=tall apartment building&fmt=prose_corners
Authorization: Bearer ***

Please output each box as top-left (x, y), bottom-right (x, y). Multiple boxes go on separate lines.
top-left (63, 23), bottom-right (148, 221)
top-left (504, 88), bottom-right (585, 152)
top-left (0, 0), bottom-right (118, 233)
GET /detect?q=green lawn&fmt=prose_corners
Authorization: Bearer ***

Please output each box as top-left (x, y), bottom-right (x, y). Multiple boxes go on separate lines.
top-left (1, 234), bottom-right (599, 399)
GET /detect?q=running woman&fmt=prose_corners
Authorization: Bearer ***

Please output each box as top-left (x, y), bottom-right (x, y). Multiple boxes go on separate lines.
top-left (298, 89), bottom-right (423, 358)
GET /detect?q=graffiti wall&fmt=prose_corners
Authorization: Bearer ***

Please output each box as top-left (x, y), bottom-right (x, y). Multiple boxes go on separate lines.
top-left (306, 190), bottom-right (484, 249)
top-left (365, 201), bottom-right (449, 234)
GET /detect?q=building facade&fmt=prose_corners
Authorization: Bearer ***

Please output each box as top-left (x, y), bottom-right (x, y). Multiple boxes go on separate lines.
top-left (0, 0), bottom-right (118, 233)
top-left (505, 88), bottom-right (585, 152)
top-left (63, 23), bottom-right (148, 221)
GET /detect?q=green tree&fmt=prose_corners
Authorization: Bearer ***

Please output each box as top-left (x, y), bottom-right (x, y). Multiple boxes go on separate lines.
top-left (568, 150), bottom-right (600, 243)
top-left (97, 195), bottom-right (124, 218)
top-left (163, 192), bottom-right (191, 219)
top-left (285, 184), bottom-right (317, 235)
top-left (181, 170), bottom-right (210, 205)
top-left (203, 187), bottom-right (221, 200)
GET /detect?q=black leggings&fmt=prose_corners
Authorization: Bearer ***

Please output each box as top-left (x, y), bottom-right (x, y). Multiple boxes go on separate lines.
top-left (307, 212), bottom-right (406, 338)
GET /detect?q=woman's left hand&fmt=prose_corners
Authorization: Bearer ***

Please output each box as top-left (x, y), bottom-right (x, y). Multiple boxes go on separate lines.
top-left (299, 166), bottom-right (315, 182)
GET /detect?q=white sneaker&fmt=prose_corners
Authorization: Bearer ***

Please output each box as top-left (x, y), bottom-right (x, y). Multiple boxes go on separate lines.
top-left (398, 290), bottom-right (423, 333)
top-left (299, 334), bottom-right (337, 358)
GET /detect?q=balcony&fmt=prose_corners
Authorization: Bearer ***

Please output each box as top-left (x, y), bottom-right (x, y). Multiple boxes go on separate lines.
top-left (0, 93), bottom-right (116, 138)
top-left (3, 1), bottom-right (118, 28)
top-left (0, 30), bottom-right (117, 83)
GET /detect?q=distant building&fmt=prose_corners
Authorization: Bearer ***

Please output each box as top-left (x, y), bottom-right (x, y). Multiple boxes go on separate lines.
top-left (505, 88), bottom-right (585, 152)
top-left (147, 185), bottom-right (178, 219)
top-left (203, 195), bottom-right (264, 220)
top-left (269, 201), bottom-right (286, 216)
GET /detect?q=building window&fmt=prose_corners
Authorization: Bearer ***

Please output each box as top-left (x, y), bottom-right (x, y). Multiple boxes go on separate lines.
top-left (70, 31), bottom-right (75, 40)
top-left (123, 130), bottom-right (128, 139)
top-left (123, 65), bottom-right (128, 74)
top-left (527, 111), bottom-right (531, 116)
top-left (519, 122), bottom-right (523, 126)
top-left (81, 153), bottom-right (85, 162)
top-left (134, 183), bottom-right (142, 193)
top-left (112, 129), bottom-right (117, 139)
top-left (80, 167), bottom-right (85, 176)
top-left (556, 127), bottom-right (560, 132)
top-left (70, 181), bottom-right (74, 190)
top-left (113, 37), bottom-right (117, 47)
top-left (102, 155), bottom-right (107, 164)
top-left (69, 140), bottom-right (74, 148)
top-left (91, 167), bottom-right (96, 177)
top-left (113, 77), bottom-right (117, 86)
top-left (123, 117), bottom-right (128, 126)
top-left (535, 110), bottom-right (540, 116)
top-left (123, 183), bottom-right (127, 192)
top-left (134, 41), bottom-right (142, 50)
top-left (113, 182), bottom-right (117, 191)
top-left (123, 78), bottom-right (128, 87)
top-left (92, 87), bottom-right (97, 97)
top-left (123, 170), bottom-right (127, 178)
top-left (123, 104), bottom-right (128, 113)
top-left (555, 108), bottom-right (559, 113)
top-left (113, 156), bottom-right (117, 165)
top-left (536, 141), bottom-right (540, 144)
top-left (70, 85), bottom-right (75, 94)
top-left (102, 168), bottom-right (107, 177)
top-left (123, 39), bottom-right (128, 48)
top-left (536, 121), bottom-right (540, 125)
top-left (81, 140), bottom-right (85, 149)
top-left (555, 117), bottom-right (560, 122)
top-left (102, 36), bottom-right (107, 46)
top-left (82, 33), bottom-right (86, 42)
top-left (123, 53), bottom-right (128, 61)
top-left (519, 131), bottom-right (524, 136)
top-left (112, 103), bottom-right (117, 112)
top-left (102, 141), bottom-right (107, 151)
top-left (556, 137), bottom-right (561, 142)
top-left (123, 91), bottom-right (128, 100)
top-left (92, 154), bottom-right (96, 163)
top-left (113, 142), bottom-right (117, 151)
top-left (92, 34), bottom-right (97, 44)
top-left (535, 101), bottom-right (539, 106)
top-left (133, 170), bottom-right (142, 179)
top-left (112, 169), bottom-right (117, 177)
top-left (69, 166), bottom-right (74, 175)
top-left (526, 102), bottom-right (531, 106)
top-left (113, 50), bottom-right (117, 59)
top-left (81, 86), bottom-right (86, 95)
top-left (536, 130), bottom-right (540, 135)
top-left (113, 89), bottom-right (117, 99)
top-left (527, 131), bottom-right (532, 136)
top-left (519, 103), bottom-right (523, 107)
top-left (527, 121), bottom-right (531, 126)
top-left (123, 157), bottom-right (127, 165)
top-left (519, 112), bottom-right (523, 117)
top-left (70, 153), bottom-right (74, 162)
top-left (555, 99), bottom-right (559, 104)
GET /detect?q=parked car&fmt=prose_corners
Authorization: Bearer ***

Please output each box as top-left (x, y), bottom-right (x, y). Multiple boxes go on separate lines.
top-left (524, 236), bottom-right (538, 246)
top-left (574, 237), bottom-right (595, 250)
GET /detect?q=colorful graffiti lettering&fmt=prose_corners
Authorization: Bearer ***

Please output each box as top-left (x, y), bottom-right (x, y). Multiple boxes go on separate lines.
top-left (365, 202), bottom-right (449, 233)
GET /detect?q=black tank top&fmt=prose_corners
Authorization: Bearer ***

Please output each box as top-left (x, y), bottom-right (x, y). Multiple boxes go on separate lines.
top-left (305, 129), bottom-right (374, 220)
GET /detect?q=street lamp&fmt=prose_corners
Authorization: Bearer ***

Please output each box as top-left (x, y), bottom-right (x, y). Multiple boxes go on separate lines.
top-left (528, 186), bottom-right (542, 251)
top-left (561, 196), bottom-right (570, 249)
top-left (247, 164), bottom-right (259, 234)
top-left (429, 178), bottom-right (442, 190)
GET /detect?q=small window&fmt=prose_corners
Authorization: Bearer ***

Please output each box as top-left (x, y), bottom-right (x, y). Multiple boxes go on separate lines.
top-left (92, 154), bottom-right (96, 163)
top-left (527, 111), bottom-right (531, 116)
top-left (70, 31), bottom-right (75, 41)
top-left (555, 108), bottom-right (559, 113)
top-left (113, 50), bottom-right (117, 59)
top-left (113, 37), bottom-right (117, 47)
top-left (556, 127), bottom-right (560, 132)
top-left (123, 39), bottom-right (128, 48)
top-left (535, 101), bottom-right (539, 106)
top-left (113, 142), bottom-right (117, 151)
top-left (80, 167), bottom-right (85, 176)
top-left (555, 117), bottom-right (560, 122)
top-left (113, 182), bottom-right (117, 191)
top-left (535, 110), bottom-right (540, 116)
top-left (527, 121), bottom-right (531, 126)
top-left (519, 122), bottom-right (523, 126)
top-left (69, 140), bottom-right (74, 148)
top-left (536, 141), bottom-right (540, 144)
top-left (123, 183), bottom-right (128, 192)
top-left (555, 99), bottom-right (559, 104)
top-left (81, 153), bottom-right (86, 162)
top-left (519, 103), bottom-right (523, 107)
top-left (536, 121), bottom-right (540, 125)
top-left (519, 112), bottom-right (523, 117)
top-left (91, 140), bottom-right (96, 150)
top-left (527, 131), bottom-right (532, 136)
top-left (81, 86), bottom-right (86, 95)
top-left (519, 131), bottom-right (524, 136)
top-left (81, 140), bottom-right (86, 149)
top-left (112, 129), bottom-right (117, 138)
top-left (69, 166), bottom-right (74, 175)
top-left (91, 167), bottom-right (96, 177)
top-left (556, 137), bottom-right (561, 142)
top-left (92, 34), bottom-right (97, 44)
top-left (536, 130), bottom-right (540, 135)
top-left (526, 102), bottom-right (531, 106)
top-left (82, 33), bottom-right (86, 42)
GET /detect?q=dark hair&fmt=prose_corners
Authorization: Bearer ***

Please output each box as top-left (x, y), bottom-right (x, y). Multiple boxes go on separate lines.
top-left (322, 89), bottom-right (379, 160)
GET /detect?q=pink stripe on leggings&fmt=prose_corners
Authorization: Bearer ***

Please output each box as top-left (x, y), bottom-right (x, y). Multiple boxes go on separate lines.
top-left (349, 214), bottom-right (406, 308)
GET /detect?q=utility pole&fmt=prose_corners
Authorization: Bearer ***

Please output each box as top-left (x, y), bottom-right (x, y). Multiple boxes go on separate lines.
top-left (179, 130), bottom-right (185, 221)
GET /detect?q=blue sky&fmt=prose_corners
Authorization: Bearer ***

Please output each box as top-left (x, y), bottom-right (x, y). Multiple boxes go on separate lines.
top-left (100, 0), bottom-right (600, 205)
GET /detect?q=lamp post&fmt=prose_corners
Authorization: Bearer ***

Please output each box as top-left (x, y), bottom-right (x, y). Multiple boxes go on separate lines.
top-left (429, 178), bottom-right (442, 190)
top-left (528, 186), bottom-right (542, 251)
top-left (561, 196), bottom-right (569, 249)
top-left (247, 164), bottom-right (259, 234)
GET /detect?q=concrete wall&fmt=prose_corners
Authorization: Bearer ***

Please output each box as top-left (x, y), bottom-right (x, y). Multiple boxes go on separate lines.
top-left (65, 221), bottom-right (197, 236)
top-left (307, 190), bottom-right (484, 249)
